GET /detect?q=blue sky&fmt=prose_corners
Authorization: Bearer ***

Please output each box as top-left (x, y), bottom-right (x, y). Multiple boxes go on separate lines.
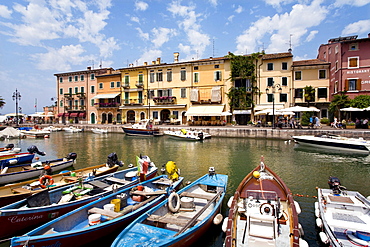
top-left (1, 0), bottom-right (369, 114)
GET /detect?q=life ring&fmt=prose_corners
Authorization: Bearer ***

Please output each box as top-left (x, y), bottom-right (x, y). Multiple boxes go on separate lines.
top-left (39, 175), bottom-right (54, 188)
top-left (168, 192), bottom-right (180, 213)
top-left (260, 203), bottom-right (274, 216)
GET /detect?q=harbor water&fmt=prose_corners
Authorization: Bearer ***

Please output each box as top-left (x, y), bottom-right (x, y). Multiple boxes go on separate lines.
top-left (1, 131), bottom-right (370, 246)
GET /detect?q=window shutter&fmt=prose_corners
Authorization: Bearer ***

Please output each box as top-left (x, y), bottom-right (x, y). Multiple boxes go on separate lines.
top-left (344, 79), bottom-right (348, 91)
top-left (190, 89), bottom-right (199, 102)
top-left (357, 79), bottom-right (361, 90)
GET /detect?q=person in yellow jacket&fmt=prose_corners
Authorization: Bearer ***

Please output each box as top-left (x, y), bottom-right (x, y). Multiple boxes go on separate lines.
top-left (165, 161), bottom-right (180, 181)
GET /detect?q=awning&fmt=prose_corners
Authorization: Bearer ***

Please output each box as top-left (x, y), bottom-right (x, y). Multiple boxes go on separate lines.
top-left (91, 93), bottom-right (120, 100)
top-left (70, 113), bottom-right (79, 117)
top-left (57, 113), bottom-right (64, 117)
top-left (64, 113), bottom-right (70, 117)
top-left (185, 105), bottom-right (225, 116)
top-left (233, 110), bottom-right (251, 115)
top-left (79, 112), bottom-right (86, 118)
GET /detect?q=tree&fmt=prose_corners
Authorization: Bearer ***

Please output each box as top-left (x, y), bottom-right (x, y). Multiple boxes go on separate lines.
top-left (0, 96), bottom-right (5, 109)
top-left (303, 86), bottom-right (315, 107)
top-left (350, 95), bottom-right (370, 108)
top-left (328, 93), bottom-right (351, 117)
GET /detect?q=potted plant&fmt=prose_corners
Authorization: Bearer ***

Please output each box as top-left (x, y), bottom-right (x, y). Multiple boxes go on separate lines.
top-left (346, 122), bottom-right (355, 129)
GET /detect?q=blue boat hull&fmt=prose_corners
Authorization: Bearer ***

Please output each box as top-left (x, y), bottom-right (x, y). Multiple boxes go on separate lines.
top-left (122, 127), bottom-right (160, 136)
top-left (0, 153), bottom-right (35, 167)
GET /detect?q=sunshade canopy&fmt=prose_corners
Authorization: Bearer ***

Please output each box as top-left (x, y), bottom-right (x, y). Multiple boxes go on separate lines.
top-left (91, 93), bottom-right (120, 99)
top-left (185, 105), bottom-right (226, 116)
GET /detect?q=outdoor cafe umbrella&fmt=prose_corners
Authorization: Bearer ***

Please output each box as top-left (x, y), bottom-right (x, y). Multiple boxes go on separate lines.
top-left (280, 106), bottom-right (320, 112)
top-left (339, 107), bottom-right (364, 112)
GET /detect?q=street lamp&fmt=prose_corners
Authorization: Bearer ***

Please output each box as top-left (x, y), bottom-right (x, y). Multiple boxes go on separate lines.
top-left (12, 89), bottom-right (21, 126)
top-left (266, 83), bottom-right (282, 129)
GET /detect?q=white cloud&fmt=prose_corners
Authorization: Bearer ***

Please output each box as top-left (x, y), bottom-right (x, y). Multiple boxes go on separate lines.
top-left (306, 30), bottom-right (318, 42)
top-left (137, 49), bottom-right (162, 65)
top-left (135, 1), bottom-right (148, 11)
top-left (136, 27), bottom-right (149, 40)
top-left (131, 16), bottom-right (140, 23)
top-left (167, 1), bottom-right (210, 60)
top-left (235, 5), bottom-right (243, 14)
top-left (151, 27), bottom-right (177, 48)
top-left (263, 0), bottom-right (295, 11)
top-left (227, 15), bottom-right (234, 23)
top-left (334, 0), bottom-right (370, 7)
top-left (342, 20), bottom-right (370, 35)
top-left (236, 0), bottom-right (328, 54)
top-left (208, 0), bottom-right (218, 7)
top-left (0, 5), bottom-right (12, 18)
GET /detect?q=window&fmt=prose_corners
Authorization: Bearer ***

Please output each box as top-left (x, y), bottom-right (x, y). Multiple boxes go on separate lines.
top-left (80, 87), bottom-right (84, 93)
top-left (91, 99), bottom-right (94, 106)
top-left (124, 75), bottom-right (130, 84)
top-left (282, 77), bottom-right (287, 86)
top-left (335, 45), bottom-right (338, 54)
top-left (74, 75), bottom-right (78, 82)
top-left (68, 76), bottom-right (72, 82)
top-left (194, 72), bottom-right (199, 83)
top-left (267, 78), bottom-right (274, 86)
top-left (214, 65), bottom-right (219, 68)
top-left (267, 63), bottom-right (273, 71)
top-left (214, 71), bottom-right (222, 81)
top-left (318, 88), bottom-right (327, 98)
top-left (156, 72), bottom-right (163, 82)
top-left (80, 99), bottom-right (85, 106)
top-left (321, 109), bottom-right (328, 118)
top-left (181, 88), bottom-right (186, 98)
top-left (157, 89), bottom-right (163, 97)
top-left (194, 66), bottom-right (198, 70)
top-left (295, 71), bottom-right (302, 80)
top-left (349, 43), bottom-right (358, 50)
top-left (150, 72), bottom-right (155, 83)
top-left (74, 87), bottom-right (78, 94)
top-left (60, 100), bottom-right (63, 107)
top-left (138, 74), bottom-right (144, 83)
top-left (280, 94), bottom-right (287, 102)
top-left (167, 71), bottom-right (172, 82)
top-left (173, 111), bottom-right (179, 119)
top-left (80, 75), bottom-right (84, 81)
top-left (348, 79), bottom-right (357, 91)
top-left (267, 94), bottom-right (273, 102)
top-left (110, 82), bottom-right (115, 88)
top-left (149, 90), bottom-right (154, 99)
top-left (59, 88), bottom-right (63, 95)
top-left (59, 77), bottom-right (63, 83)
top-left (319, 70), bottom-right (326, 79)
top-left (282, 62), bottom-right (288, 70)
top-left (69, 88), bottom-right (72, 94)
top-left (335, 61), bottom-right (338, 71)
top-left (91, 85), bottom-right (95, 93)
top-left (116, 81), bottom-right (120, 88)
top-left (99, 83), bottom-right (103, 89)
top-left (180, 70), bottom-right (186, 81)
top-left (90, 74), bottom-right (95, 80)
top-left (153, 111), bottom-right (158, 119)
top-left (348, 57), bottom-right (359, 68)
top-left (74, 100), bottom-right (78, 109)
top-left (295, 88), bottom-right (303, 98)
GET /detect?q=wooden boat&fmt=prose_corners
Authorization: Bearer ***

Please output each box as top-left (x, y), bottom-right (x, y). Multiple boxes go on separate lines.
top-left (20, 129), bottom-right (51, 138)
top-left (223, 156), bottom-right (308, 247)
top-left (63, 126), bottom-right (83, 133)
top-left (111, 167), bottom-right (228, 247)
top-left (122, 119), bottom-right (162, 136)
top-left (0, 161), bottom-right (120, 207)
top-left (0, 153), bottom-right (77, 185)
top-left (91, 128), bottom-right (108, 134)
top-left (0, 145), bottom-right (46, 167)
top-left (315, 176), bottom-right (370, 246)
top-left (164, 129), bottom-right (211, 141)
top-left (11, 174), bottom-right (184, 247)
top-left (292, 134), bottom-right (370, 154)
top-left (0, 155), bottom-right (158, 240)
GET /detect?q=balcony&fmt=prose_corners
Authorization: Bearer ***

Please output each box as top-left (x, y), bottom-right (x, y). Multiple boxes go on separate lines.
top-left (122, 83), bottom-right (130, 89)
top-left (153, 96), bottom-right (176, 104)
top-left (94, 102), bottom-right (120, 108)
top-left (123, 99), bottom-right (144, 105)
top-left (135, 82), bottom-right (144, 88)
top-left (64, 93), bottom-right (73, 99)
top-left (76, 92), bottom-right (86, 98)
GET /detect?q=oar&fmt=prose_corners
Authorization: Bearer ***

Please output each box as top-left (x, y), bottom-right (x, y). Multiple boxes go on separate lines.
top-left (173, 189), bottom-right (223, 237)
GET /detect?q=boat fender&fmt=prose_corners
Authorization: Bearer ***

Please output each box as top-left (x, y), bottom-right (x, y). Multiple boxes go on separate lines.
top-left (299, 238), bottom-right (309, 247)
top-left (227, 196), bottom-right (234, 208)
top-left (260, 203), bottom-right (274, 216)
top-left (315, 208), bottom-right (320, 218)
top-left (316, 218), bottom-right (323, 228)
top-left (298, 223), bottom-right (304, 237)
top-left (294, 200), bottom-right (301, 215)
top-left (1, 166), bottom-right (8, 174)
top-left (9, 159), bottom-right (18, 165)
top-left (168, 192), bottom-right (180, 213)
top-left (319, 232), bottom-right (329, 244)
top-left (39, 175), bottom-right (54, 188)
top-left (213, 213), bottom-right (223, 225)
top-left (221, 217), bottom-right (228, 232)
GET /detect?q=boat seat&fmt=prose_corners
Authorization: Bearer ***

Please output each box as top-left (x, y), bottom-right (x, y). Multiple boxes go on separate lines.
top-left (147, 215), bottom-right (195, 226)
top-left (63, 176), bottom-right (78, 182)
top-left (131, 190), bottom-right (167, 196)
top-left (22, 166), bottom-right (33, 171)
top-left (88, 180), bottom-right (110, 189)
top-left (248, 214), bottom-right (275, 240)
top-left (181, 192), bottom-right (215, 201)
top-left (88, 207), bottom-right (123, 219)
top-left (104, 177), bottom-right (130, 185)
top-left (12, 187), bottom-right (32, 193)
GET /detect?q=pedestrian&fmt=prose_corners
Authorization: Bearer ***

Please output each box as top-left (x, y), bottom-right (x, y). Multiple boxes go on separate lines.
top-left (315, 116), bottom-right (321, 128)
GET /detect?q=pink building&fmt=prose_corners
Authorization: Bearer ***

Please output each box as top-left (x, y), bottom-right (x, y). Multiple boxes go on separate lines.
top-left (317, 34), bottom-right (370, 100)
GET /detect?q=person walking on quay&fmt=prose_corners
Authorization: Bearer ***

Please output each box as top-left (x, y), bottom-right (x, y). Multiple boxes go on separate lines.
top-left (315, 116), bottom-right (321, 129)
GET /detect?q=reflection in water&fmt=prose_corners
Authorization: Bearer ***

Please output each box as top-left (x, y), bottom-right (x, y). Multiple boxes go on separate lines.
top-left (3, 132), bottom-right (370, 247)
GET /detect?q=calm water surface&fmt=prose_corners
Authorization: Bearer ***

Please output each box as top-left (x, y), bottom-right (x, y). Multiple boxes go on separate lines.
top-left (2, 131), bottom-right (370, 246)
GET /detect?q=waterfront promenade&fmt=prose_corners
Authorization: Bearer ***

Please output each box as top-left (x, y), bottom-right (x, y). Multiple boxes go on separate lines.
top-left (20, 123), bottom-right (370, 140)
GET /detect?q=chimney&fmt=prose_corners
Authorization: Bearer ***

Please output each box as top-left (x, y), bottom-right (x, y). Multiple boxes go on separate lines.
top-left (144, 62), bottom-right (148, 66)
top-left (152, 61), bottom-right (155, 65)
top-left (174, 52), bottom-right (179, 62)
top-left (87, 66), bottom-right (91, 70)
top-left (156, 57), bottom-right (161, 64)
top-left (368, 33), bottom-right (370, 38)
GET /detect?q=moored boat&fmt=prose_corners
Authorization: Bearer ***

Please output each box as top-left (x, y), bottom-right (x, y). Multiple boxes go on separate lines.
top-left (111, 167), bottom-right (228, 247)
top-left (315, 176), bottom-right (370, 247)
top-left (42, 126), bottom-right (62, 132)
top-left (63, 126), bottom-right (83, 133)
top-left (292, 134), bottom-right (370, 154)
top-left (122, 119), bottom-right (162, 136)
top-left (164, 129), bottom-right (211, 141)
top-left (91, 128), bottom-right (108, 134)
top-left (0, 155), bottom-right (158, 240)
top-left (20, 129), bottom-right (51, 138)
top-left (0, 145), bottom-right (46, 167)
top-left (223, 156), bottom-right (308, 247)
top-left (0, 154), bottom-right (121, 207)
top-left (11, 170), bottom-right (183, 247)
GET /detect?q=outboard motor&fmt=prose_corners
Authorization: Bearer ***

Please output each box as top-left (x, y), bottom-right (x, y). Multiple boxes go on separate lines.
top-left (5, 144), bottom-right (14, 149)
top-left (27, 145), bottom-right (46, 156)
top-left (107, 152), bottom-right (123, 168)
top-left (328, 176), bottom-right (345, 194)
top-left (198, 132), bottom-right (204, 140)
top-left (66, 152), bottom-right (77, 160)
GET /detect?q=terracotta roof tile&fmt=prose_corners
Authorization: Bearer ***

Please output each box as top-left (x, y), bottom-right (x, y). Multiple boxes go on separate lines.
top-left (292, 59), bottom-right (330, 67)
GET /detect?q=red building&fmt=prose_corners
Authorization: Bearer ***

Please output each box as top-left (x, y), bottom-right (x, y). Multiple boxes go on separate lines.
top-left (317, 34), bottom-right (370, 100)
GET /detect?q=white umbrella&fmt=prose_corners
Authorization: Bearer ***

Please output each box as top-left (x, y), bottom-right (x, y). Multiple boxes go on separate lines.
top-left (280, 106), bottom-right (320, 112)
top-left (340, 107), bottom-right (364, 111)
top-left (364, 107), bottom-right (370, 111)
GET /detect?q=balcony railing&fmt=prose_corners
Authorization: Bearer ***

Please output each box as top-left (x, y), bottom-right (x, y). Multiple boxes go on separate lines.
top-left (153, 96), bottom-right (176, 104)
top-left (94, 102), bottom-right (120, 108)
top-left (123, 99), bottom-right (144, 105)
top-left (76, 92), bottom-right (86, 98)
top-left (122, 83), bottom-right (130, 88)
top-left (135, 82), bottom-right (144, 88)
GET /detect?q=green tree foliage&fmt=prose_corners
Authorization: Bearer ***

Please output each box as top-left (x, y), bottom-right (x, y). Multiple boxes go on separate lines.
top-left (328, 93), bottom-right (351, 115)
top-left (350, 95), bottom-right (370, 108)
top-left (303, 85), bottom-right (315, 106)
top-left (0, 96), bottom-right (5, 109)
top-left (226, 87), bottom-right (253, 110)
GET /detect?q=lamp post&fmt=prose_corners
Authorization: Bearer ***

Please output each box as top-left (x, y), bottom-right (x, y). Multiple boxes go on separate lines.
top-left (266, 83), bottom-right (282, 129)
top-left (12, 89), bottom-right (21, 127)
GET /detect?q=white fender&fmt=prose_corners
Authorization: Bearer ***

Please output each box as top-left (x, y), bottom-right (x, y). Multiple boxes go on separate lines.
top-left (168, 192), bottom-right (180, 213)
top-left (298, 223), bottom-right (304, 237)
top-left (213, 213), bottom-right (223, 225)
top-left (221, 217), bottom-right (228, 232)
top-left (1, 166), bottom-right (8, 174)
top-left (316, 218), bottom-right (323, 228)
top-left (319, 232), bottom-right (329, 244)
top-left (315, 208), bottom-right (320, 218)
top-left (9, 159), bottom-right (18, 165)
top-left (227, 196), bottom-right (234, 208)
top-left (294, 200), bottom-right (301, 215)
top-left (299, 238), bottom-right (309, 247)
top-left (314, 201), bottom-right (319, 210)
